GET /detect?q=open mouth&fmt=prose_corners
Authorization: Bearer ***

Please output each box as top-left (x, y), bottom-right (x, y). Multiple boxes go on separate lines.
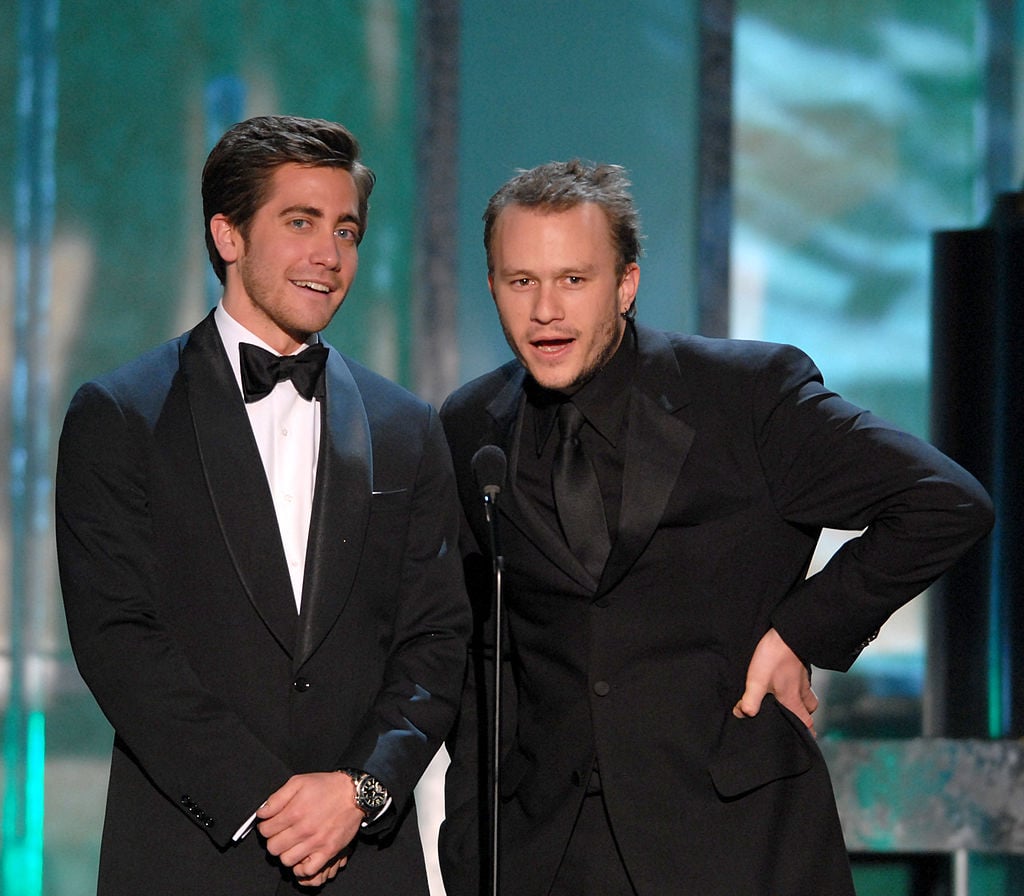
top-left (292, 280), bottom-right (332, 294)
top-left (532, 337), bottom-right (574, 353)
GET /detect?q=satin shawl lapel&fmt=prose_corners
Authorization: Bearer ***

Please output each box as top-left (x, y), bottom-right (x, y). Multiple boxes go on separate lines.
top-left (181, 313), bottom-right (298, 654)
top-left (599, 327), bottom-right (695, 594)
top-left (294, 348), bottom-right (371, 669)
top-left (486, 368), bottom-right (602, 591)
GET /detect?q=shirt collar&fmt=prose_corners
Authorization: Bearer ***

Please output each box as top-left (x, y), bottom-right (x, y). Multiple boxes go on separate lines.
top-left (528, 321), bottom-right (637, 454)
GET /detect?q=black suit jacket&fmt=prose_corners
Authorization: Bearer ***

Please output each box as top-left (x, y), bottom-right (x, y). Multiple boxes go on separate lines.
top-left (55, 312), bottom-right (471, 895)
top-left (439, 325), bottom-right (993, 896)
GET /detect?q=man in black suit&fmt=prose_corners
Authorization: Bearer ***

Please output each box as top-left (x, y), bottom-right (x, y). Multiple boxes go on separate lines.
top-left (56, 115), bottom-right (470, 895)
top-left (439, 160), bottom-right (993, 895)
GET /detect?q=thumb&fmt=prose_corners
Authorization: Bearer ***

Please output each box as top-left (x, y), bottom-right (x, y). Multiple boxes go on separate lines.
top-left (733, 681), bottom-right (767, 719)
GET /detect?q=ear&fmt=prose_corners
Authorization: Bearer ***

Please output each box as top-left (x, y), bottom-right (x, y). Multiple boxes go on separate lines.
top-left (487, 273), bottom-right (495, 295)
top-left (618, 262), bottom-right (640, 314)
top-left (210, 214), bottom-right (242, 265)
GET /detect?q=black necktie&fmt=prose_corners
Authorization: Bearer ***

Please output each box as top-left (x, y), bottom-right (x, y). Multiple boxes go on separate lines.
top-left (239, 343), bottom-right (328, 403)
top-left (552, 401), bottom-right (611, 579)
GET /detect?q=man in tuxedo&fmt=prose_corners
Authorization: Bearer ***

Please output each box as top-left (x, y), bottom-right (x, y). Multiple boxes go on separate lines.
top-left (56, 115), bottom-right (470, 895)
top-left (439, 160), bottom-right (994, 895)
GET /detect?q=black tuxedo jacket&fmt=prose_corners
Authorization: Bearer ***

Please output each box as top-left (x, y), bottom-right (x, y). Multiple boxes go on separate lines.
top-left (439, 325), bottom-right (992, 896)
top-left (55, 312), bottom-right (471, 895)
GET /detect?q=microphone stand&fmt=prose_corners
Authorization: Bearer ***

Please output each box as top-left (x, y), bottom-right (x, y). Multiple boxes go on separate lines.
top-left (481, 482), bottom-right (503, 896)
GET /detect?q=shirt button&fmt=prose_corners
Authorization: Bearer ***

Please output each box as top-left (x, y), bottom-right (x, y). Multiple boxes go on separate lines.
top-left (293, 677), bottom-right (311, 692)
top-left (593, 681), bottom-right (610, 697)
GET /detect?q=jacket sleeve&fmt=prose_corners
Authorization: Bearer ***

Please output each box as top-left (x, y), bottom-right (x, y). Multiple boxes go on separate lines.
top-left (55, 380), bottom-right (294, 847)
top-left (332, 406), bottom-right (472, 820)
top-left (756, 345), bottom-right (994, 671)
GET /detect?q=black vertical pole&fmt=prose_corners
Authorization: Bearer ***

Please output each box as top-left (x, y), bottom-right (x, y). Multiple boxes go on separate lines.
top-left (928, 192), bottom-right (1024, 739)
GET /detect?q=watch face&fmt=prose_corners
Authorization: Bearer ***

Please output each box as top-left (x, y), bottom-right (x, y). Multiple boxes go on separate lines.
top-left (358, 776), bottom-right (388, 811)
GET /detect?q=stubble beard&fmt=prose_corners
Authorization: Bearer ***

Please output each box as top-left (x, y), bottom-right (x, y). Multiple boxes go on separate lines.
top-left (237, 255), bottom-right (342, 347)
top-left (504, 314), bottom-right (625, 394)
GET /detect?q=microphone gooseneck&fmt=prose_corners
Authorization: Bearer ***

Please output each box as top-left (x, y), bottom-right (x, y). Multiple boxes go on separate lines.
top-left (470, 444), bottom-right (507, 896)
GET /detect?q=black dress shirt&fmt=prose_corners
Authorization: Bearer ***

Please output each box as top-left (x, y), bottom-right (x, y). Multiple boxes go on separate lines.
top-left (518, 323), bottom-right (638, 544)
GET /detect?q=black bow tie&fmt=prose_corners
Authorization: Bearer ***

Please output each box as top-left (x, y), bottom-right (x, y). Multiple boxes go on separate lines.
top-left (239, 342), bottom-right (328, 403)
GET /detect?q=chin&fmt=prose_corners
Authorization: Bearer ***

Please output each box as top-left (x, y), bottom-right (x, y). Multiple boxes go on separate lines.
top-left (527, 368), bottom-right (580, 392)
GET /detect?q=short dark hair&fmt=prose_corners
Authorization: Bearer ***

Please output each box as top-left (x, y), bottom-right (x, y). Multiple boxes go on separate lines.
top-left (202, 115), bottom-right (376, 284)
top-left (482, 159), bottom-right (644, 278)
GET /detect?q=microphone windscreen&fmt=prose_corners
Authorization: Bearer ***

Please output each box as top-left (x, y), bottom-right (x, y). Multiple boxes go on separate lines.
top-left (471, 444), bottom-right (507, 494)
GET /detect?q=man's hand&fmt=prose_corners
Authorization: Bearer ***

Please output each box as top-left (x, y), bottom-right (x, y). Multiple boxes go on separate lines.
top-left (733, 627), bottom-right (818, 734)
top-left (294, 855), bottom-right (347, 888)
top-left (256, 771), bottom-right (364, 885)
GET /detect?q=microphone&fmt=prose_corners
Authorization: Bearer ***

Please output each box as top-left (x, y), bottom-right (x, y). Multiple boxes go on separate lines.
top-left (472, 445), bottom-right (506, 566)
top-left (472, 444), bottom-right (507, 505)
top-left (470, 445), bottom-right (507, 896)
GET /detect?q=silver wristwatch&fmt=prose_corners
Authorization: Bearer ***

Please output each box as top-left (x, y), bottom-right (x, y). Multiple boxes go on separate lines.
top-left (340, 768), bottom-right (389, 818)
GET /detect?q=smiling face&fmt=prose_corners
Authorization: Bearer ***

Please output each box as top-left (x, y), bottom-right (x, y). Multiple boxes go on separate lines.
top-left (211, 162), bottom-right (362, 354)
top-left (488, 202), bottom-right (640, 392)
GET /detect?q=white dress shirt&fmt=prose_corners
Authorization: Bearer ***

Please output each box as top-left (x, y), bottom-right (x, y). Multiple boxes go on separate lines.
top-left (215, 303), bottom-right (320, 613)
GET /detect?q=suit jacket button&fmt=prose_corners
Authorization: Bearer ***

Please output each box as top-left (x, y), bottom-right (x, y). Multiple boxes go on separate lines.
top-left (593, 681), bottom-right (610, 696)
top-left (293, 677), bottom-right (311, 692)
top-left (571, 770), bottom-right (583, 786)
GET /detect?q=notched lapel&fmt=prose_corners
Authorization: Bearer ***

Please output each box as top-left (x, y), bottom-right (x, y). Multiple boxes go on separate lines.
top-left (182, 314), bottom-right (298, 654)
top-left (599, 328), bottom-right (696, 594)
top-left (602, 392), bottom-right (694, 590)
top-left (295, 350), bottom-right (371, 668)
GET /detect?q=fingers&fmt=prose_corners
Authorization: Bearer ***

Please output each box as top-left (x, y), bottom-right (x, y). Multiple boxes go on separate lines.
top-left (256, 772), bottom-right (363, 878)
top-left (774, 671), bottom-right (815, 729)
top-left (270, 824), bottom-right (321, 870)
top-left (800, 683), bottom-right (819, 737)
top-left (295, 854), bottom-right (348, 887)
top-left (735, 628), bottom-right (820, 731)
top-left (784, 694), bottom-right (815, 730)
top-left (255, 776), bottom-right (301, 832)
top-left (803, 682), bottom-right (819, 715)
top-left (277, 838), bottom-right (347, 882)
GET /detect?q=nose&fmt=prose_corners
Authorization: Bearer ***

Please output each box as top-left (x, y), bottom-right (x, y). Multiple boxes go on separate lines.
top-left (311, 234), bottom-right (342, 270)
top-left (531, 283), bottom-right (563, 323)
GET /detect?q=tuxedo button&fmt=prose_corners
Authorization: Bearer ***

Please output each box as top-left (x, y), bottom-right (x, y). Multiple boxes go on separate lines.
top-left (593, 681), bottom-right (610, 696)
top-left (293, 677), bottom-right (311, 692)
top-left (571, 770), bottom-right (583, 786)
top-left (594, 597), bottom-right (609, 608)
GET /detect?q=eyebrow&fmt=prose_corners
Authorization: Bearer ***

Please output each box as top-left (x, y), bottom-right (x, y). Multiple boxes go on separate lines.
top-left (279, 205), bottom-right (361, 228)
top-left (498, 263), bottom-right (598, 278)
